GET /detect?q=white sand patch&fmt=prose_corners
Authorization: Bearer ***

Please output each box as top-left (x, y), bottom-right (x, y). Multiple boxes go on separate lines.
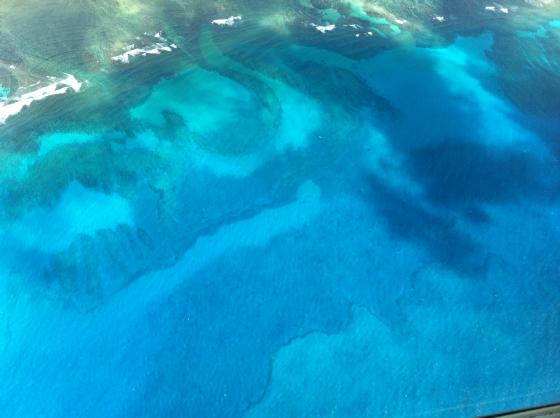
top-left (0, 74), bottom-right (82, 125)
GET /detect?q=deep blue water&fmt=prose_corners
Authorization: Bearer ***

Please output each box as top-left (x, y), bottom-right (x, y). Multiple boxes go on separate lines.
top-left (0, 1), bottom-right (559, 417)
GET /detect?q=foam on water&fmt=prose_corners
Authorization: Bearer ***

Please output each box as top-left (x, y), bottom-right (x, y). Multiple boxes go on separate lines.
top-left (311, 23), bottom-right (336, 33)
top-left (211, 16), bottom-right (242, 26)
top-left (0, 75), bottom-right (81, 125)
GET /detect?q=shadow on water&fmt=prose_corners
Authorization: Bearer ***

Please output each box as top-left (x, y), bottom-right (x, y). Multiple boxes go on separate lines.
top-left (405, 139), bottom-right (560, 208)
top-left (365, 175), bottom-right (489, 276)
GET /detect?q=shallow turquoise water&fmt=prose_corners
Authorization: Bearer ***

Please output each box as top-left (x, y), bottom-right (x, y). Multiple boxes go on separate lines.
top-left (0, 2), bottom-right (559, 417)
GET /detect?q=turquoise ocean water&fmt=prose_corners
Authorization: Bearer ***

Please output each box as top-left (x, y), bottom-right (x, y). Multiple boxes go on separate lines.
top-left (0, 1), bottom-right (559, 417)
